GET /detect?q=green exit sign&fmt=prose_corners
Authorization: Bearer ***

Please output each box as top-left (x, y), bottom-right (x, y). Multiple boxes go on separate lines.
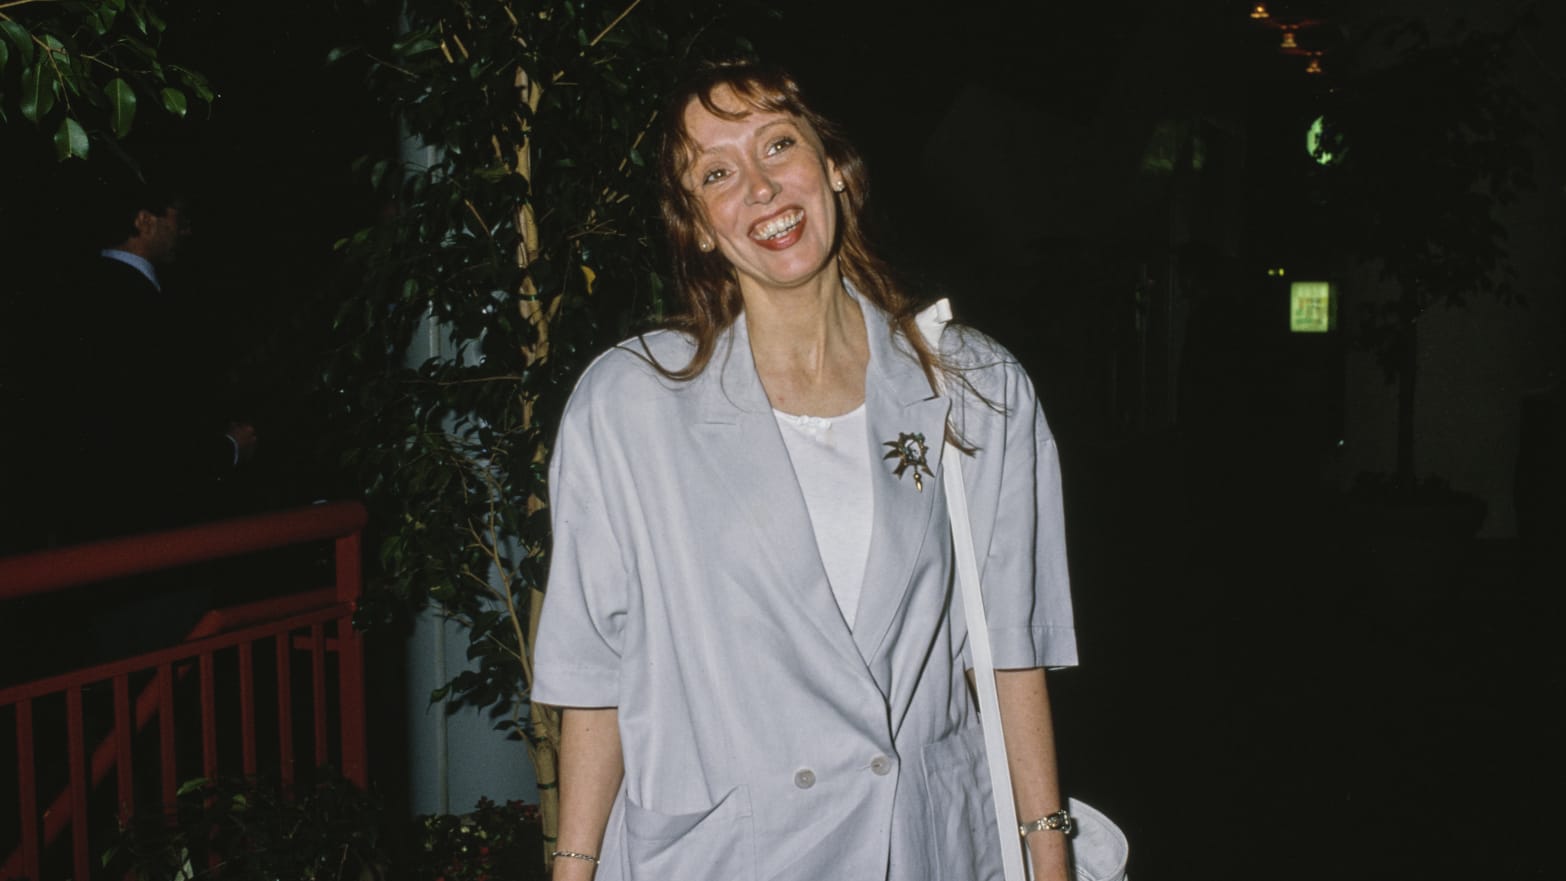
top-left (1290, 281), bottom-right (1335, 333)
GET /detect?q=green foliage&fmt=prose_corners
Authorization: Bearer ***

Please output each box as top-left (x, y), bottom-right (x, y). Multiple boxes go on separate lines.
top-left (1305, 15), bottom-right (1536, 481)
top-left (1311, 17), bottom-right (1535, 372)
top-left (325, 0), bottom-right (771, 740)
top-left (0, 0), bottom-right (213, 159)
top-left (114, 776), bottom-right (546, 881)
top-left (110, 773), bottom-right (386, 881)
top-left (407, 798), bottom-right (545, 881)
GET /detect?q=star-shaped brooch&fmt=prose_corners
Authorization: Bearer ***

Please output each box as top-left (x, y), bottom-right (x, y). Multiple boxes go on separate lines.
top-left (883, 431), bottom-right (934, 492)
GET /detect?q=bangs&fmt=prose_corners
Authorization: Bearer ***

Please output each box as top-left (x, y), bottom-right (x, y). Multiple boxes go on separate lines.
top-left (669, 68), bottom-right (809, 177)
top-left (694, 76), bottom-right (801, 121)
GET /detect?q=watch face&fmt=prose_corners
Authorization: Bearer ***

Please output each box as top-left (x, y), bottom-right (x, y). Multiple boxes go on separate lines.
top-left (1022, 810), bottom-right (1075, 836)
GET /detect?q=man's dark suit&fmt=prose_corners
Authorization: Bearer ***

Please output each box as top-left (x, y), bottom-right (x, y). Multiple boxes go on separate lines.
top-left (0, 255), bottom-right (238, 673)
top-left (52, 255), bottom-right (238, 539)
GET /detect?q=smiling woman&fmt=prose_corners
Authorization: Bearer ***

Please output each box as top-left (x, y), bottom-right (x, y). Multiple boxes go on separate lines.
top-left (531, 60), bottom-right (1081, 881)
top-left (681, 90), bottom-right (843, 300)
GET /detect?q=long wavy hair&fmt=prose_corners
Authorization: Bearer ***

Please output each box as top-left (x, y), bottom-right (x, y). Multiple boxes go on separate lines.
top-left (652, 60), bottom-right (947, 393)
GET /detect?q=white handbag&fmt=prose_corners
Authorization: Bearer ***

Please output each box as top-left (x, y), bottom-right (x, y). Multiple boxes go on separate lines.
top-left (917, 300), bottom-right (1130, 881)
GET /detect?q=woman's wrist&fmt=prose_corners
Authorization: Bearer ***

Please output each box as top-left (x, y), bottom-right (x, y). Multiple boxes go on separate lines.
top-left (1019, 808), bottom-right (1074, 838)
top-left (551, 851), bottom-right (600, 880)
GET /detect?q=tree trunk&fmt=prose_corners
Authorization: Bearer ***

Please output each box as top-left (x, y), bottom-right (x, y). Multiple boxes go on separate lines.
top-left (1396, 288), bottom-right (1419, 486)
top-left (512, 66), bottom-right (563, 870)
top-left (527, 585), bottom-right (561, 864)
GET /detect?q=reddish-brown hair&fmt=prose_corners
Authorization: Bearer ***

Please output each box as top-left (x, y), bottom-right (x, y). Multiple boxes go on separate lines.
top-left (652, 60), bottom-right (945, 392)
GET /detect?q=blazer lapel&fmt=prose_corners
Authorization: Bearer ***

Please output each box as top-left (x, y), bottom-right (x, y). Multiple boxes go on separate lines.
top-left (687, 315), bottom-right (871, 674)
top-left (851, 306), bottom-right (951, 671)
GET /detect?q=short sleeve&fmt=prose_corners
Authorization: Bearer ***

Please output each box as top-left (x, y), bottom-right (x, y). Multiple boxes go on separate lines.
top-left (1005, 418), bottom-right (1077, 669)
top-left (531, 375), bottom-right (632, 708)
top-left (954, 342), bottom-right (1078, 671)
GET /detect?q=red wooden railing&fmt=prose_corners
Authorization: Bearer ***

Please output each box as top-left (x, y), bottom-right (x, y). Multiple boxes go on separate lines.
top-left (0, 502), bottom-right (369, 881)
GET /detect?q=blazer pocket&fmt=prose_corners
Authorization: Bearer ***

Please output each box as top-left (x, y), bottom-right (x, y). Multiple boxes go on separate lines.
top-left (623, 785), bottom-right (754, 881)
top-left (921, 726), bottom-right (1004, 881)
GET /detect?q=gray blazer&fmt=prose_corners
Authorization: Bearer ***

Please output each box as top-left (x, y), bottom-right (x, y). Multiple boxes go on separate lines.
top-left (533, 296), bottom-right (1077, 881)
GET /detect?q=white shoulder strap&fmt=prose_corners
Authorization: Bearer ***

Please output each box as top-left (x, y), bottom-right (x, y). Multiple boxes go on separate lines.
top-left (916, 300), bottom-right (1029, 881)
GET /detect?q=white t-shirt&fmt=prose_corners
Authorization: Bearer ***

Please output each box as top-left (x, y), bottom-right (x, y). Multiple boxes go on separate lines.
top-left (773, 405), bottom-right (874, 630)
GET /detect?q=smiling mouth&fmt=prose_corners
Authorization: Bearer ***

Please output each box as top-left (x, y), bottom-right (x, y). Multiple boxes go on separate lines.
top-left (749, 209), bottom-right (805, 242)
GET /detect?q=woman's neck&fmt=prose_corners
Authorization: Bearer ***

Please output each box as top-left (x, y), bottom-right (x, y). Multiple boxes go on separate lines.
top-left (743, 272), bottom-right (868, 418)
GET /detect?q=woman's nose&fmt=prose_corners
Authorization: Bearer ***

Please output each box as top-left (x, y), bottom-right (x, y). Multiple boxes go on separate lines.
top-left (744, 168), bottom-right (778, 204)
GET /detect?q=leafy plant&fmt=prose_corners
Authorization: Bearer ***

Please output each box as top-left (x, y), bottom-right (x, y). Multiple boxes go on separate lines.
top-left (111, 773), bottom-right (386, 881)
top-left (322, 0), bottom-right (770, 861)
top-left (0, 0), bottom-right (213, 159)
top-left (1312, 16), bottom-right (1535, 486)
top-left (406, 798), bottom-right (544, 881)
top-left (114, 776), bottom-right (548, 881)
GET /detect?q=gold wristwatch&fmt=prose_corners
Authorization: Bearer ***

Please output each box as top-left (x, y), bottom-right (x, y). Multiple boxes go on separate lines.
top-left (1019, 809), bottom-right (1075, 838)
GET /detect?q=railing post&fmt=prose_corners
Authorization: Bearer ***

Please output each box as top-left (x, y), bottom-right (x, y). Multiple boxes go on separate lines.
top-left (14, 699), bottom-right (40, 880)
top-left (335, 529), bottom-right (369, 788)
top-left (66, 687), bottom-right (89, 881)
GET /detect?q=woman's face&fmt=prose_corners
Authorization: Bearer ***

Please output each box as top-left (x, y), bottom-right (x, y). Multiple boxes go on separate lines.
top-left (681, 85), bottom-right (841, 298)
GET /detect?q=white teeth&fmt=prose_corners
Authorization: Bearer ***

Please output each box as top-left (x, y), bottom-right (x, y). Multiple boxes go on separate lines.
top-left (752, 210), bottom-right (803, 240)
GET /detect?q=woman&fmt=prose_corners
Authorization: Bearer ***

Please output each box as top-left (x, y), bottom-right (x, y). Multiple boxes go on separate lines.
top-left (533, 61), bottom-right (1078, 881)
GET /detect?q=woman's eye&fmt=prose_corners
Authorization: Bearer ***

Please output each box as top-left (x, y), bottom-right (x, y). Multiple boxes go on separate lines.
top-left (701, 167), bottom-right (729, 186)
top-left (766, 136), bottom-right (796, 156)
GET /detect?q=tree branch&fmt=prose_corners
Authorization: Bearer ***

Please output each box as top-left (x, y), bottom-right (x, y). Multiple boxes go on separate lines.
top-left (463, 198), bottom-right (496, 241)
top-left (587, 0), bottom-right (643, 50)
top-left (0, 1), bottom-right (68, 13)
top-left (408, 374), bottom-right (526, 386)
top-left (549, 0), bottom-right (645, 86)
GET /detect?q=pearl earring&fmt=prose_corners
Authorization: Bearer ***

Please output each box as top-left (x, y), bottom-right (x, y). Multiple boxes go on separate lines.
top-left (833, 179), bottom-right (846, 192)
top-left (698, 238), bottom-right (713, 252)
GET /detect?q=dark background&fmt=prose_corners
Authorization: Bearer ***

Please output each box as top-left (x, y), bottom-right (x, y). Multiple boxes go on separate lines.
top-left (3, 1), bottom-right (1562, 878)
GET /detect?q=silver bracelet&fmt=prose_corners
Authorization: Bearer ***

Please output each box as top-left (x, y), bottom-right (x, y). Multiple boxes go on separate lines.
top-left (552, 850), bottom-right (601, 865)
top-left (1019, 809), bottom-right (1075, 838)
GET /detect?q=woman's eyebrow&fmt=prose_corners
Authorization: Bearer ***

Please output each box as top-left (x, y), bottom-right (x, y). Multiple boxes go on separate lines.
top-left (755, 118), bottom-right (799, 136)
